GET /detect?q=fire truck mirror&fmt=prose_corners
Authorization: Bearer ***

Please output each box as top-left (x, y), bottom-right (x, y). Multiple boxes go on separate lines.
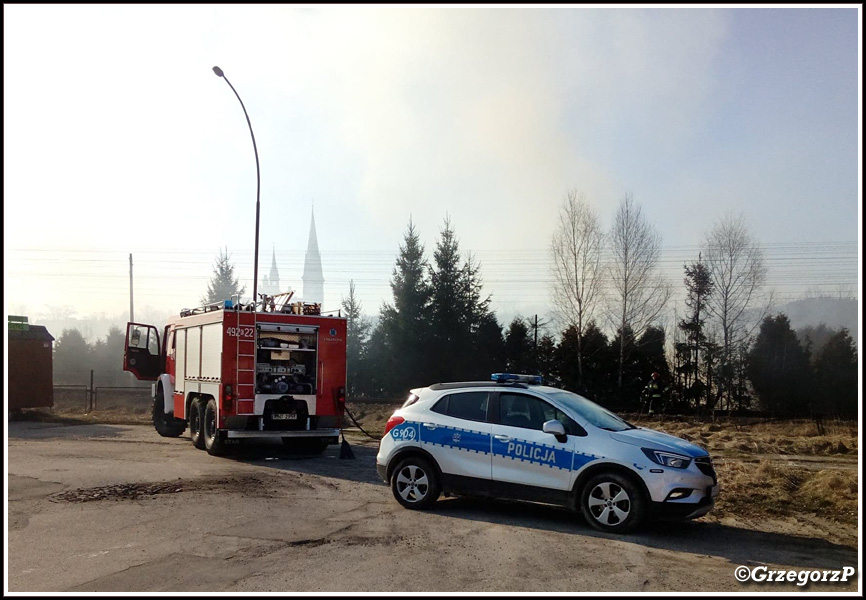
top-left (131, 328), bottom-right (142, 346)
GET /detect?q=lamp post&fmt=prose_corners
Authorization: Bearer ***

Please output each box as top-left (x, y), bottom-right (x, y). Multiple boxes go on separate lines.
top-left (213, 65), bottom-right (261, 311)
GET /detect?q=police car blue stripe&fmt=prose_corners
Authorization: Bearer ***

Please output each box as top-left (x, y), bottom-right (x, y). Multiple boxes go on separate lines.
top-left (490, 437), bottom-right (572, 470)
top-left (418, 422), bottom-right (491, 454)
top-left (393, 420), bottom-right (603, 472)
top-left (572, 452), bottom-right (598, 471)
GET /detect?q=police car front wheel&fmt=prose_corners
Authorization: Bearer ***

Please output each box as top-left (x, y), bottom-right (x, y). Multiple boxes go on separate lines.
top-left (391, 456), bottom-right (441, 510)
top-left (580, 472), bottom-right (646, 534)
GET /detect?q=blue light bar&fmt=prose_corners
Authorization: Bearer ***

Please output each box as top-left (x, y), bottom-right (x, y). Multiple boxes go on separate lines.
top-left (224, 299), bottom-right (233, 309)
top-left (491, 373), bottom-right (543, 385)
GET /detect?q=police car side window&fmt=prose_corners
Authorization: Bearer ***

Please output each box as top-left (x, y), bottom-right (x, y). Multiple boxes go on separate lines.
top-left (439, 391), bottom-right (489, 422)
top-left (500, 393), bottom-right (548, 429)
top-left (431, 395), bottom-right (449, 415)
top-left (501, 393), bottom-right (579, 434)
top-left (538, 402), bottom-right (581, 436)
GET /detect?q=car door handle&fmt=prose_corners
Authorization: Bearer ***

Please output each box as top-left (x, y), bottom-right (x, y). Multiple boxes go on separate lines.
top-left (422, 423), bottom-right (437, 429)
top-left (494, 434), bottom-right (511, 442)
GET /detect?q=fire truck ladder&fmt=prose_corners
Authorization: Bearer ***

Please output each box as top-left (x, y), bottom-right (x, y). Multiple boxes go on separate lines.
top-left (235, 311), bottom-right (257, 415)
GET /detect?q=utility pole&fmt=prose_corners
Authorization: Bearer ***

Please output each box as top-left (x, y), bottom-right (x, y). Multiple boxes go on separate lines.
top-left (530, 315), bottom-right (549, 373)
top-left (129, 253), bottom-right (134, 322)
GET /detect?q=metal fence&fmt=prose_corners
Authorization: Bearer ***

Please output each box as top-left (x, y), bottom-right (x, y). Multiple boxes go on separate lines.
top-left (52, 385), bottom-right (151, 413)
top-left (49, 388), bottom-right (395, 413)
top-left (52, 385), bottom-right (90, 411)
top-left (93, 386), bottom-right (152, 411)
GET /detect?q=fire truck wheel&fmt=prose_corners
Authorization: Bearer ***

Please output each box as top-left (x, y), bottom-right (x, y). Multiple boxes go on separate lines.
top-left (189, 399), bottom-right (206, 450)
top-left (281, 437), bottom-right (329, 454)
top-left (204, 399), bottom-right (228, 456)
top-left (152, 389), bottom-right (186, 438)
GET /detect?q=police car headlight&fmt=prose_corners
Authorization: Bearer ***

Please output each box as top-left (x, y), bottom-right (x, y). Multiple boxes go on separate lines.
top-left (642, 448), bottom-right (692, 469)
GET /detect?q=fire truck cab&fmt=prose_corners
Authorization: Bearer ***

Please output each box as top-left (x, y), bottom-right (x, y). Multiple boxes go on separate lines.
top-left (124, 299), bottom-right (347, 456)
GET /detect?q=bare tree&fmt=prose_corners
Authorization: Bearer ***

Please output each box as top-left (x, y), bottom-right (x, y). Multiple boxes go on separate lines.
top-left (703, 212), bottom-right (768, 411)
top-left (550, 190), bottom-right (604, 386)
top-left (607, 193), bottom-right (671, 391)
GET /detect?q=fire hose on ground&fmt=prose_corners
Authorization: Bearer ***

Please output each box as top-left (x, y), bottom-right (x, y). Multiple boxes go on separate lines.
top-left (338, 405), bottom-right (381, 459)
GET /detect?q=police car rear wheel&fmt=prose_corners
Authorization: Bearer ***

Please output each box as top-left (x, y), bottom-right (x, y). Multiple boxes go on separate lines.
top-left (391, 457), bottom-right (440, 510)
top-left (580, 472), bottom-right (645, 534)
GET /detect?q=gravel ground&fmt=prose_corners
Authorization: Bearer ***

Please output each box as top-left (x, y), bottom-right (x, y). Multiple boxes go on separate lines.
top-left (6, 421), bottom-right (860, 594)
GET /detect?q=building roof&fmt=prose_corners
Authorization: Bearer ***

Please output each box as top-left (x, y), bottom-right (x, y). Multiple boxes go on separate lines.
top-left (8, 325), bottom-right (55, 342)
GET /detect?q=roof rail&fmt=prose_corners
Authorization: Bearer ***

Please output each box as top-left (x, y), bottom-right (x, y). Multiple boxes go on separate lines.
top-left (428, 380), bottom-right (535, 391)
top-left (429, 381), bottom-right (502, 391)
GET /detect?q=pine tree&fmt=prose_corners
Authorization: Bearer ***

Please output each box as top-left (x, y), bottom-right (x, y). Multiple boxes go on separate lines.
top-left (427, 217), bottom-right (496, 382)
top-left (54, 328), bottom-right (92, 385)
top-left (377, 218), bottom-right (432, 394)
top-left (634, 326), bottom-right (670, 411)
top-left (92, 326), bottom-right (126, 386)
top-left (504, 317), bottom-right (533, 373)
top-left (341, 280), bottom-right (372, 397)
top-left (429, 216), bottom-right (464, 381)
top-left (537, 334), bottom-right (559, 387)
top-left (812, 328), bottom-right (857, 418)
top-left (746, 314), bottom-right (813, 415)
top-left (677, 255), bottom-right (714, 409)
top-left (559, 321), bottom-right (613, 402)
top-left (202, 247), bottom-right (246, 306)
top-left (461, 252), bottom-right (493, 335)
top-left (581, 322), bottom-right (612, 403)
top-left (474, 312), bottom-right (505, 377)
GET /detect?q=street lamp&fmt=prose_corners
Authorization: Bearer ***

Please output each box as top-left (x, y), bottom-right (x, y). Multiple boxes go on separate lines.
top-left (213, 65), bottom-right (261, 311)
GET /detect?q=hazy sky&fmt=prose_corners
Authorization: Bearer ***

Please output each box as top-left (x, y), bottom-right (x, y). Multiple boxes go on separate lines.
top-left (3, 5), bottom-right (861, 331)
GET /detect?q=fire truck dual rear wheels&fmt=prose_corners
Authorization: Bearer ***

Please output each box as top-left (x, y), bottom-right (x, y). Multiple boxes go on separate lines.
top-left (152, 387), bottom-right (186, 438)
top-left (204, 399), bottom-right (228, 456)
top-left (189, 399), bottom-right (206, 450)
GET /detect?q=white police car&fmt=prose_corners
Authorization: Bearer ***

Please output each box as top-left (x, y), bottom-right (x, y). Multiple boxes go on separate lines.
top-left (376, 374), bottom-right (719, 533)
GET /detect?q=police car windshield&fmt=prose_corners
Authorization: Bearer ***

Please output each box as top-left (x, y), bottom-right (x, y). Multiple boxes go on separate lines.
top-left (547, 391), bottom-right (634, 432)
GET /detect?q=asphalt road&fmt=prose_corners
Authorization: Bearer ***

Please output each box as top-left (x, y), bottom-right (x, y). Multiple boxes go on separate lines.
top-left (6, 421), bottom-right (859, 593)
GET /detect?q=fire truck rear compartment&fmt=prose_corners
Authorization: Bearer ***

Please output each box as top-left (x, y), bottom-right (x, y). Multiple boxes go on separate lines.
top-left (255, 331), bottom-right (317, 396)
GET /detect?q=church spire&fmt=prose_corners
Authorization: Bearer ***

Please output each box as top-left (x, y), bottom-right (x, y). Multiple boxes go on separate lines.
top-left (302, 205), bottom-right (324, 305)
top-left (261, 244), bottom-right (281, 295)
top-left (269, 245), bottom-right (279, 282)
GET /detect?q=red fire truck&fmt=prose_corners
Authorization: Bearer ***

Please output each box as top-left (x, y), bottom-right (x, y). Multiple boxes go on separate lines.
top-left (123, 299), bottom-right (347, 456)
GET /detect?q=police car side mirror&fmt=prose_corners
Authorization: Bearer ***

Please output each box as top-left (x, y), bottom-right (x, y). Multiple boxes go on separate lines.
top-left (542, 419), bottom-right (565, 436)
top-left (542, 419), bottom-right (567, 443)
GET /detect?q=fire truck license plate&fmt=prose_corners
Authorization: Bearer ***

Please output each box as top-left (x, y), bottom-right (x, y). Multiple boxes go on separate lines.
top-left (273, 411), bottom-right (297, 420)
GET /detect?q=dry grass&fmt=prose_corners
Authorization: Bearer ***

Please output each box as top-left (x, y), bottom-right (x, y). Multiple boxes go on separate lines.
top-left (9, 407), bottom-right (151, 426)
top-left (628, 417), bottom-right (858, 457)
top-left (712, 458), bottom-right (857, 525)
top-left (344, 402), bottom-right (401, 436)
